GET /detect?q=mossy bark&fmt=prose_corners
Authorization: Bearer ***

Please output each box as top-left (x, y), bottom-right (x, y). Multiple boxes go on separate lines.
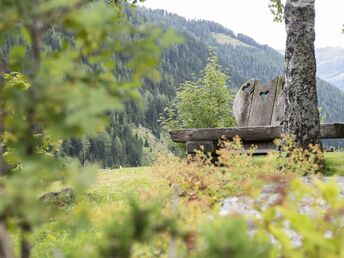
top-left (284, 0), bottom-right (322, 150)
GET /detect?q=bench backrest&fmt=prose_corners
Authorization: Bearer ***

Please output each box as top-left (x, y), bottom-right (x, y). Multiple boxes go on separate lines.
top-left (233, 76), bottom-right (285, 127)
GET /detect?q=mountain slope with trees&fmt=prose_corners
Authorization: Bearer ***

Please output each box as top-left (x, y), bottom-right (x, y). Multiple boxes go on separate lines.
top-left (62, 6), bottom-right (344, 167)
top-left (316, 47), bottom-right (344, 91)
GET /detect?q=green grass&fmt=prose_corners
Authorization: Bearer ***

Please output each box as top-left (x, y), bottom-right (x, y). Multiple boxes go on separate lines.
top-left (18, 153), bottom-right (344, 257)
top-left (27, 166), bottom-right (172, 258)
top-left (253, 152), bottom-right (344, 176)
top-left (324, 152), bottom-right (344, 175)
top-left (212, 33), bottom-right (253, 48)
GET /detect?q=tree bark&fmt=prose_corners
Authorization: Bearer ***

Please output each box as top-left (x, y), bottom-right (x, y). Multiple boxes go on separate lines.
top-left (284, 0), bottom-right (321, 149)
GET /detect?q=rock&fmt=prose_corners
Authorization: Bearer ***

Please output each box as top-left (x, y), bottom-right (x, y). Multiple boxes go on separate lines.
top-left (39, 188), bottom-right (75, 207)
top-left (220, 176), bottom-right (344, 248)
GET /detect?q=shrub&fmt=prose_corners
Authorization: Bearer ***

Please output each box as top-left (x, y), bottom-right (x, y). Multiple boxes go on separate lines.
top-left (274, 134), bottom-right (324, 175)
top-left (153, 153), bottom-right (227, 204)
top-left (154, 137), bottom-right (270, 206)
top-left (154, 134), bottom-right (325, 204)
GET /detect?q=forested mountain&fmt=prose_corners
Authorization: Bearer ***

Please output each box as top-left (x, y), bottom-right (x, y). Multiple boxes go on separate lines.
top-left (316, 47), bottom-right (344, 91)
top-left (61, 6), bottom-right (344, 166)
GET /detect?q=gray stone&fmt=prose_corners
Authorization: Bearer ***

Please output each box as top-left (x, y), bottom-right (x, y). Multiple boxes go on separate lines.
top-left (220, 176), bottom-right (344, 248)
top-left (39, 188), bottom-right (75, 207)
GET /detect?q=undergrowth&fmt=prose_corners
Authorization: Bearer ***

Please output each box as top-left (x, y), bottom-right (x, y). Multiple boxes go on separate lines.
top-left (154, 135), bottom-right (325, 207)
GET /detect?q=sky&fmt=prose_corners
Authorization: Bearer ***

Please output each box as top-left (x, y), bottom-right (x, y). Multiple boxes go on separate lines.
top-left (141, 0), bottom-right (344, 50)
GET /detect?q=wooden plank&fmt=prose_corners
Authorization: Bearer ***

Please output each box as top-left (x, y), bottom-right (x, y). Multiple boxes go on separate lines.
top-left (170, 123), bottom-right (344, 143)
top-left (170, 126), bottom-right (283, 143)
top-left (248, 78), bottom-right (277, 126)
top-left (233, 76), bottom-right (286, 127)
top-left (233, 79), bottom-right (255, 126)
top-left (253, 149), bottom-right (278, 155)
top-left (186, 141), bottom-right (216, 153)
top-left (321, 123), bottom-right (344, 139)
top-left (243, 141), bottom-right (277, 151)
top-left (186, 142), bottom-right (276, 155)
top-left (271, 76), bottom-right (285, 126)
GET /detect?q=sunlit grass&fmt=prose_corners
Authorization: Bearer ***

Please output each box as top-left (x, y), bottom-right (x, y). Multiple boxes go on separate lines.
top-left (27, 152), bottom-right (344, 257)
top-left (324, 152), bottom-right (344, 176)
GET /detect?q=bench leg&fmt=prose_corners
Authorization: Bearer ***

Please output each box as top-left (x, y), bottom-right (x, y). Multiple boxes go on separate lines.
top-left (185, 141), bottom-right (218, 164)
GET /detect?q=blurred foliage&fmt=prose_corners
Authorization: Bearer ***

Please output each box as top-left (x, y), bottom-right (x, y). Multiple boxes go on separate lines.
top-left (98, 198), bottom-right (177, 258)
top-left (196, 217), bottom-right (271, 258)
top-left (269, 0), bottom-right (284, 22)
top-left (0, 0), bottom-right (178, 257)
top-left (269, 0), bottom-right (343, 34)
top-left (252, 177), bottom-right (344, 258)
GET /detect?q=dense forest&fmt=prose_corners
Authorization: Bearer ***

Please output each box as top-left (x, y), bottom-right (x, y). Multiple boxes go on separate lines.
top-left (58, 6), bottom-right (344, 167)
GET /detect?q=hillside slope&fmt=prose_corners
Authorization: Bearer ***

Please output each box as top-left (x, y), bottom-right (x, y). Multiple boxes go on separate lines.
top-left (316, 47), bottom-right (344, 91)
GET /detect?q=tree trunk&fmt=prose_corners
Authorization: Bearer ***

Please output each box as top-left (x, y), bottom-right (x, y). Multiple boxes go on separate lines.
top-left (284, 0), bottom-right (321, 149)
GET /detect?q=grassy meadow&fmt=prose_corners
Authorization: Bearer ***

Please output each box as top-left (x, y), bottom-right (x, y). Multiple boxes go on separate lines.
top-left (15, 152), bottom-right (344, 258)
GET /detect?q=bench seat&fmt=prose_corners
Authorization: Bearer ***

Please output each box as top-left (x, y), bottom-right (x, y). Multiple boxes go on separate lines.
top-left (170, 123), bottom-right (344, 154)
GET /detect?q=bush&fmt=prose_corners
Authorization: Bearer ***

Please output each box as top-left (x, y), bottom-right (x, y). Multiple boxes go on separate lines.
top-left (274, 134), bottom-right (324, 175)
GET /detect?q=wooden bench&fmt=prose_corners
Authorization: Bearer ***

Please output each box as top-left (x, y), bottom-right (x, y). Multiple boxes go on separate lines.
top-left (170, 76), bottom-right (344, 156)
